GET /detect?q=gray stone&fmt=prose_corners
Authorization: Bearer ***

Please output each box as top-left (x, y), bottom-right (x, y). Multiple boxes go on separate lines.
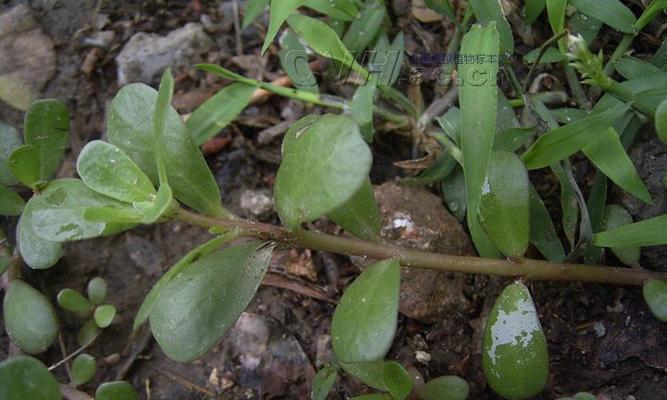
top-left (0, 4), bottom-right (56, 110)
top-left (374, 182), bottom-right (475, 323)
top-left (115, 23), bottom-right (212, 85)
top-left (240, 189), bottom-right (274, 217)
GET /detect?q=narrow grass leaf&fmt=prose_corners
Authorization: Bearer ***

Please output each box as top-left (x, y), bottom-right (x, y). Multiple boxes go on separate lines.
top-left (524, 0), bottom-right (546, 25)
top-left (581, 128), bottom-right (651, 203)
top-left (312, 367), bottom-right (338, 400)
top-left (614, 57), bottom-right (663, 80)
top-left (546, 0), bottom-right (567, 34)
top-left (424, 0), bottom-right (457, 21)
top-left (262, 0), bottom-right (301, 54)
top-left (529, 186), bottom-right (565, 262)
top-left (242, 0), bottom-right (269, 29)
top-left (350, 84), bottom-right (376, 141)
top-left (569, 0), bottom-right (636, 33)
top-left (522, 103), bottom-right (631, 169)
top-left (187, 83), bottom-right (257, 145)
top-left (636, 0), bottom-right (667, 30)
top-left (593, 214), bottom-right (667, 247)
top-left (368, 32), bottom-right (404, 87)
top-left (342, 0), bottom-right (387, 55)
top-left (331, 259), bottom-right (400, 363)
top-left (279, 30), bottom-right (319, 94)
top-left (470, 0), bottom-right (514, 53)
top-left (524, 47), bottom-right (566, 64)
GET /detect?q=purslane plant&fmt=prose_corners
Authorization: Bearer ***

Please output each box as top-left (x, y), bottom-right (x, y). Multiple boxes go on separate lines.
top-left (3, 0), bottom-right (667, 399)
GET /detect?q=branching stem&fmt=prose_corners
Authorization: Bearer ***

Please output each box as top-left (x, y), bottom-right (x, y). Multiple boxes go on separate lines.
top-left (175, 208), bottom-right (667, 286)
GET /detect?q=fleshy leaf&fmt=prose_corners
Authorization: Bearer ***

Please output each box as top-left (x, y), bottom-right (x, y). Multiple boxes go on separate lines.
top-left (57, 288), bottom-right (93, 315)
top-left (331, 259), bottom-right (400, 363)
top-left (95, 381), bottom-right (139, 400)
top-left (328, 179), bottom-right (381, 241)
top-left (70, 354), bottom-right (96, 386)
top-left (0, 356), bottom-right (62, 400)
top-left (569, 0), bottom-right (636, 33)
top-left (94, 304), bottom-right (116, 328)
top-left (23, 99), bottom-right (69, 181)
top-left (312, 366), bottom-right (338, 400)
top-left (419, 375), bottom-right (470, 400)
top-left (602, 204), bottom-right (640, 267)
top-left (9, 145), bottom-right (41, 189)
top-left (0, 184), bottom-right (25, 216)
top-left (150, 242), bottom-right (273, 362)
top-left (3, 280), bottom-right (58, 354)
top-left (643, 279), bottom-right (667, 322)
top-left (593, 214), bottom-right (667, 247)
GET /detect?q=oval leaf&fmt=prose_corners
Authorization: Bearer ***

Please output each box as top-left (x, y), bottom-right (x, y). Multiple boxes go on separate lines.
top-left (328, 179), bottom-right (381, 241)
top-left (77, 320), bottom-right (100, 346)
top-left (87, 277), bottom-right (108, 305)
top-left (419, 375), bottom-right (470, 400)
top-left (0, 356), bottom-right (62, 400)
top-left (0, 121), bottom-right (21, 186)
top-left (23, 99), bottom-right (69, 181)
top-left (0, 184), bottom-right (25, 216)
top-left (9, 145), bottom-right (41, 189)
top-left (95, 381), bottom-right (138, 400)
top-left (383, 362), bottom-right (413, 400)
top-left (150, 242), bottom-right (273, 362)
top-left (18, 190), bottom-right (64, 270)
top-left (57, 288), bottom-right (93, 315)
top-left (312, 366), bottom-right (338, 400)
top-left (603, 204), bottom-right (640, 267)
top-left (70, 354), bottom-right (96, 386)
top-left (478, 151), bottom-right (530, 257)
top-left (107, 83), bottom-right (224, 217)
top-left (483, 282), bottom-right (549, 400)
top-left (643, 279), bottom-right (667, 322)
top-left (331, 259), bottom-right (400, 363)
top-left (77, 141), bottom-right (156, 203)
top-left (94, 304), bottom-right (116, 328)
top-left (3, 280), bottom-right (58, 354)
top-left (274, 114), bottom-right (371, 230)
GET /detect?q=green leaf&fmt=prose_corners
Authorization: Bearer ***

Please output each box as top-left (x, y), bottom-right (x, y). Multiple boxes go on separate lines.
top-left (581, 128), bottom-right (651, 203)
top-left (524, 0), bottom-right (546, 25)
top-left (262, 0), bottom-right (302, 54)
top-left (287, 14), bottom-right (362, 74)
top-left (383, 362), bottom-right (413, 400)
top-left (150, 242), bottom-right (273, 362)
top-left (368, 33), bottom-right (404, 87)
top-left (483, 282), bottom-right (549, 400)
top-left (18, 192), bottom-right (63, 270)
top-left (418, 376), bottom-right (470, 400)
top-left (496, 92), bottom-right (520, 133)
top-left (77, 141), bottom-right (156, 203)
top-left (304, 0), bottom-right (359, 21)
top-left (279, 30), bottom-right (319, 94)
top-left (583, 172), bottom-right (608, 265)
top-left (469, 0), bottom-right (514, 54)
top-left (522, 103), bottom-right (631, 169)
top-left (328, 179), bottom-right (381, 241)
top-left (441, 166), bottom-right (467, 221)
top-left (9, 145), bottom-right (42, 189)
top-left (658, 97), bottom-right (667, 144)
top-left (351, 395), bottom-right (390, 400)
top-left (0, 356), bottom-right (62, 400)
top-left (459, 22), bottom-right (499, 230)
top-left (242, 0), bottom-right (269, 29)
top-left (0, 121), bottom-right (21, 186)
top-left (3, 280), bottom-right (58, 354)
top-left (342, 0), bottom-right (387, 56)
top-left (0, 184), bottom-right (25, 216)
top-left (70, 354), bottom-right (96, 386)
top-left (140, 183), bottom-right (174, 224)
top-left (614, 57), bottom-right (663, 80)
top-left (652, 39), bottom-right (667, 69)
top-left (95, 381), bottom-right (138, 400)
top-left (569, 11), bottom-right (602, 45)
top-left (424, 0), bottom-right (457, 21)
top-left (23, 99), bottom-right (69, 181)
top-left (30, 179), bottom-right (130, 242)
top-left (643, 279), bottom-right (667, 322)
top-left (550, 107), bottom-right (591, 124)
top-left (529, 186), bottom-right (565, 262)
top-left (478, 151), bottom-right (530, 257)
top-left (494, 127), bottom-right (536, 153)
top-left (403, 152), bottom-right (456, 187)
top-left (133, 233), bottom-right (237, 330)
top-left (635, 0), bottom-right (667, 30)
top-left (87, 277), bottom-right (108, 305)
top-left (94, 304), bottom-right (116, 328)
top-left (339, 360), bottom-right (399, 391)
top-left (187, 83), bottom-right (257, 145)
top-left (331, 259), bottom-right (400, 363)
top-left (77, 320), bottom-right (99, 346)
top-left (274, 114), bottom-right (371, 230)
top-left (546, 0), bottom-right (567, 34)
top-left (350, 84), bottom-right (376, 142)
top-left (82, 206), bottom-right (144, 224)
top-left (523, 47), bottom-right (566, 64)
top-left (311, 366), bottom-right (338, 400)
top-left (107, 83), bottom-right (224, 217)
top-left (593, 214), bottom-right (667, 247)
top-left (603, 204), bottom-right (640, 267)
top-left (57, 288), bottom-right (93, 315)
top-left (569, 0), bottom-right (636, 33)
top-left (437, 107), bottom-right (461, 145)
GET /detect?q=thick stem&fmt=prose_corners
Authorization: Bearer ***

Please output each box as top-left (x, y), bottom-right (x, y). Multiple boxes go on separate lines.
top-left (175, 208), bottom-right (667, 286)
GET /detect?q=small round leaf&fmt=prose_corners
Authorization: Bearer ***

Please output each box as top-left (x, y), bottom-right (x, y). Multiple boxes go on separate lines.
top-left (70, 353), bottom-right (96, 386)
top-left (383, 361), bottom-right (413, 400)
top-left (87, 277), bottom-right (108, 305)
top-left (643, 279), bottom-right (667, 322)
top-left (0, 356), bottom-right (62, 400)
top-left (603, 204), bottom-right (640, 267)
top-left (3, 280), bottom-right (58, 354)
top-left (419, 376), bottom-right (470, 400)
top-left (331, 259), bottom-right (400, 363)
top-left (78, 320), bottom-right (100, 346)
top-left (95, 381), bottom-right (138, 400)
top-left (57, 288), bottom-right (93, 315)
top-left (94, 304), bottom-right (116, 328)
top-left (483, 281), bottom-right (549, 400)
